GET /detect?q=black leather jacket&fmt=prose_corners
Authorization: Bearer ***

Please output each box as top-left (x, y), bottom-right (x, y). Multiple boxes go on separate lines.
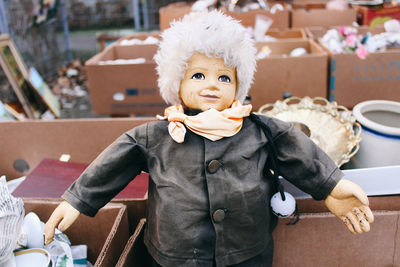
top-left (63, 115), bottom-right (342, 267)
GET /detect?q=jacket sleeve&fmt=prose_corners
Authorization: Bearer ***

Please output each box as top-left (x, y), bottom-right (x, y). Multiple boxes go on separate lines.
top-left (267, 117), bottom-right (343, 201)
top-left (62, 124), bottom-right (148, 216)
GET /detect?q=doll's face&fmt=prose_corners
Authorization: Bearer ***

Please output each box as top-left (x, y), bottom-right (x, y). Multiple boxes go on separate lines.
top-left (179, 53), bottom-right (237, 111)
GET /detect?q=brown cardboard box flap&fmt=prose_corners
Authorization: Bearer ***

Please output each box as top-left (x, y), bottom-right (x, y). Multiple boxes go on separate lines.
top-left (116, 218), bottom-right (151, 267)
top-left (265, 28), bottom-right (307, 41)
top-left (24, 199), bottom-right (129, 267)
top-left (0, 118), bottom-right (152, 179)
top-left (273, 210), bottom-right (400, 266)
top-left (95, 203), bottom-right (129, 266)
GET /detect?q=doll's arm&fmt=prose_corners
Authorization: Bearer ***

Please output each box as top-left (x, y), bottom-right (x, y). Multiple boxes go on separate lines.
top-left (44, 201), bottom-right (80, 245)
top-left (325, 179), bottom-right (374, 234)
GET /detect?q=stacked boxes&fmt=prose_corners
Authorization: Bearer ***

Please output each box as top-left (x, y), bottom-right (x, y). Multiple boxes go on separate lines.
top-left (159, 2), bottom-right (290, 30)
top-left (86, 2), bottom-right (388, 115)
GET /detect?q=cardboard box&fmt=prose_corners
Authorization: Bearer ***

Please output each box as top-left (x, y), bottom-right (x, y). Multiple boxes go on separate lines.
top-left (85, 39), bottom-right (167, 115)
top-left (319, 43), bottom-right (400, 108)
top-left (0, 118), bottom-right (152, 179)
top-left (0, 118), bottom-right (153, 232)
top-left (24, 199), bottom-right (129, 267)
top-left (291, 3), bottom-right (358, 28)
top-left (357, 5), bottom-right (400, 28)
top-left (273, 196), bottom-right (400, 266)
top-left (250, 39), bottom-right (328, 111)
top-left (159, 2), bottom-right (290, 30)
top-left (113, 196), bottom-right (400, 266)
top-left (116, 218), bottom-right (151, 267)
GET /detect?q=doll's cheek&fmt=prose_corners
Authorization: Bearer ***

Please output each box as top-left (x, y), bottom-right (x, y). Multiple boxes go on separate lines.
top-left (179, 90), bottom-right (198, 108)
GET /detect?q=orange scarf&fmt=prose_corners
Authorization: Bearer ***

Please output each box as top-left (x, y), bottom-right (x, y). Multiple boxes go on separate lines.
top-left (156, 100), bottom-right (252, 143)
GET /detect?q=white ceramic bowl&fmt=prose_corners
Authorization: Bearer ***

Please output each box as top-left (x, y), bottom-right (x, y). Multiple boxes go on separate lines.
top-left (2, 254), bottom-right (16, 267)
top-left (14, 248), bottom-right (50, 267)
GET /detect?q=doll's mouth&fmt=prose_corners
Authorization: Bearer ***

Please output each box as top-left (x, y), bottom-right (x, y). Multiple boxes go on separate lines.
top-left (200, 94), bottom-right (220, 101)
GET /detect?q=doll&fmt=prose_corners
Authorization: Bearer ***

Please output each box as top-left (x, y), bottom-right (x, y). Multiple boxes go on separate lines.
top-left (45, 11), bottom-right (374, 267)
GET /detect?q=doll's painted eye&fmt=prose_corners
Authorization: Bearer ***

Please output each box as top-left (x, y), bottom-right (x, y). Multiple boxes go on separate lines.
top-left (218, 75), bottom-right (231, 83)
top-left (191, 73), bottom-right (205, 80)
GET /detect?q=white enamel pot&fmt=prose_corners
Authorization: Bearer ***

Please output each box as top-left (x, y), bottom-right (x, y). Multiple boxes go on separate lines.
top-left (347, 100), bottom-right (400, 168)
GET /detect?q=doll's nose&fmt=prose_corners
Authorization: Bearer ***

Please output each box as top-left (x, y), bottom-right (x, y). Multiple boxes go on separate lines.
top-left (205, 78), bottom-right (219, 90)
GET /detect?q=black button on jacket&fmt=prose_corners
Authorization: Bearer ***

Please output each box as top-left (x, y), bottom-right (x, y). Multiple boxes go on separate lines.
top-left (63, 115), bottom-right (342, 267)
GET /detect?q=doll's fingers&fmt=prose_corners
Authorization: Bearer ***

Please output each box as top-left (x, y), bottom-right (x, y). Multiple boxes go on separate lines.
top-left (44, 201), bottom-right (79, 245)
top-left (359, 219), bottom-right (370, 232)
top-left (353, 207), bottom-right (363, 221)
top-left (341, 216), bottom-right (355, 234)
top-left (346, 212), bottom-right (363, 234)
top-left (44, 211), bottom-right (63, 245)
top-left (359, 205), bottom-right (374, 223)
top-left (352, 208), bottom-right (371, 232)
top-left (57, 205), bottom-right (80, 232)
top-left (58, 216), bottom-right (75, 233)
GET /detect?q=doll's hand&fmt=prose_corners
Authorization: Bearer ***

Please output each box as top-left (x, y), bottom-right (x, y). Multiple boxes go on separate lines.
top-left (325, 179), bottom-right (374, 234)
top-left (44, 201), bottom-right (80, 245)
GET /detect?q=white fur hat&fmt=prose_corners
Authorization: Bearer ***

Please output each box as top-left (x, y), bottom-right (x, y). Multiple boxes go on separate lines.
top-left (154, 10), bottom-right (257, 105)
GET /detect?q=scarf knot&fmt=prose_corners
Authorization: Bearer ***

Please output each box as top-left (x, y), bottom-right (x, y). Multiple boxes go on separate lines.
top-left (156, 100), bottom-right (252, 143)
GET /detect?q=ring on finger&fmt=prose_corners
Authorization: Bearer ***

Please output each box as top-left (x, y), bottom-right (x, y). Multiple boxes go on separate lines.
top-left (353, 208), bottom-right (364, 220)
top-left (353, 208), bottom-right (361, 215)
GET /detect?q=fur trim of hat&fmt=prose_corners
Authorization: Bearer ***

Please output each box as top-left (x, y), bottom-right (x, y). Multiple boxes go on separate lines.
top-left (154, 10), bottom-right (257, 105)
